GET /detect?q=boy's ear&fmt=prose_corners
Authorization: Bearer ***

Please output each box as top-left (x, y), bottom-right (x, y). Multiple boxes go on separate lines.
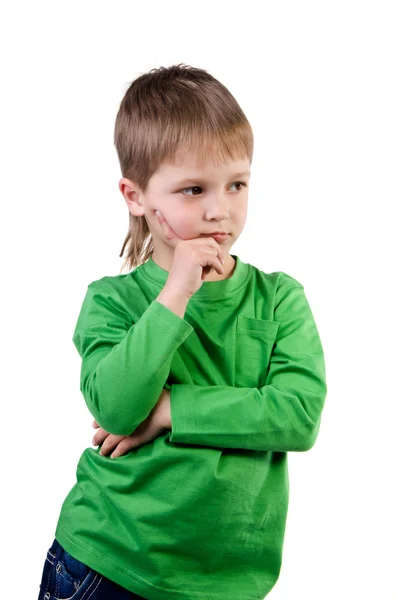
top-left (119, 178), bottom-right (145, 216)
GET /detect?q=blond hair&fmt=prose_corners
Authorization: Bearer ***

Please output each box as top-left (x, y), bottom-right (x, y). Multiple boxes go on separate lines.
top-left (114, 63), bottom-right (254, 273)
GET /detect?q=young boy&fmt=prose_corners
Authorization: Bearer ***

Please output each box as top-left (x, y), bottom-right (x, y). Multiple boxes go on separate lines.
top-left (38, 63), bottom-right (327, 600)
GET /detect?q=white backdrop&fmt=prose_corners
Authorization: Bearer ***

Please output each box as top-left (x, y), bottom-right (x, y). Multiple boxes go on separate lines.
top-left (1, 1), bottom-right (396, 598)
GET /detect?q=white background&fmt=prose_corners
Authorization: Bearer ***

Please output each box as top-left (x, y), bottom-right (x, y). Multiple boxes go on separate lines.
top-left (1, 1), bottom-right (396, 598)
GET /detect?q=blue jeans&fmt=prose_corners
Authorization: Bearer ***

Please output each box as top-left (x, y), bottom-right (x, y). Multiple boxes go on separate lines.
top-left (37, 538), bottom-right (148, 599)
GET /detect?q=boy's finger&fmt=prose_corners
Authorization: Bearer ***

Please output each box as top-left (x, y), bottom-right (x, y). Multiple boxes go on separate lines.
top-left (155, 210), bottom-right (181, 246)
top-left (110, 438), bottom-right (138, 458)
top-left (92, 430), bottom-right (108, 446)
top-left (96, 432), bottom-right (125, 452)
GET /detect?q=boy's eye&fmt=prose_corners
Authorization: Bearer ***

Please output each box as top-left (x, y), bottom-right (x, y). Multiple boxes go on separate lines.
top-left (182, 186), bottom-right (202, 196)
top-left (181, 181), bottom-right (248, 196)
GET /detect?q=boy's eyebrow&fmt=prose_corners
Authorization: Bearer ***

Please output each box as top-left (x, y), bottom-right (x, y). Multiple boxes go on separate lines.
top-left (173, 171), bottom-right (251, 186)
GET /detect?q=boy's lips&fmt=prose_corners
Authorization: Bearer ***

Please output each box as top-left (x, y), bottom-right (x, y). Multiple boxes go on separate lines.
top-left (200, 232), bottom-right (230, 237)
top-left (200, 233), bottom-right (230, 242)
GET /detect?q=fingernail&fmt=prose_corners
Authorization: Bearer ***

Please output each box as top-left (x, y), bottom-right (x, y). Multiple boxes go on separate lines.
top-left (110, 454), bottom-right (115, 459)
top-left (221, 258), bottom-right (225, 264)
top-left (156, 210), bottom-right (161, 218)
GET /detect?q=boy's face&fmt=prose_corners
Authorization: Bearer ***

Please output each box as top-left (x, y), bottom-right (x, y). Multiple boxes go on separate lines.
top-left (119, 149), bottom-right (251, 275)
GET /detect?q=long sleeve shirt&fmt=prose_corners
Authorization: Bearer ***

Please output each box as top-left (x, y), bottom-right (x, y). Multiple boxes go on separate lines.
top-left (55, 253), bottom-right (327, 600)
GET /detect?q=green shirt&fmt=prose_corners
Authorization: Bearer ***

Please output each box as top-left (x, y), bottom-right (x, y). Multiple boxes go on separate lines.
top-left (55, 254), bottom-right (327, 600)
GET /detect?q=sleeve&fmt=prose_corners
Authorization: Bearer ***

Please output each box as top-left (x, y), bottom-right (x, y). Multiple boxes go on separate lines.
top-left (72, 281), bottom-right (194, 435)
top-left (168, 281), bottom-right (327, 452)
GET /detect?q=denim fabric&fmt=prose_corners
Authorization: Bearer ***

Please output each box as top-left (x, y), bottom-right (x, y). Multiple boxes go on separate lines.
top-left (37, 538), bottom-right (148, 599)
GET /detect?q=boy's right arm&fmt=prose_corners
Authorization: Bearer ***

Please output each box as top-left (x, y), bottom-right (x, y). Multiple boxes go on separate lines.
top-left (156, 286), bottom-right (189, 319)
top-left (73, 281), bottom-right (193, 436)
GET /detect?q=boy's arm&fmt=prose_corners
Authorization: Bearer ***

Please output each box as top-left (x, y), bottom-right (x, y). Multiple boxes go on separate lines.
top-left (168, 284), bottom-right (327, 453)
top-left (73, 281), bottom-right (193, 436)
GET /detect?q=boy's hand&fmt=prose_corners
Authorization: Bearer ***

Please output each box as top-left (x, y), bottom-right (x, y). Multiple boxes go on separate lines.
top-left (92, 389), bottom-right (171, 458)
top-left (155, 210), bottom-right (226, 298)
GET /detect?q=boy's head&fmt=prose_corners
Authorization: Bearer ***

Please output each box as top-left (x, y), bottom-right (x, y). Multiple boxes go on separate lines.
top-left (114, 63), bottom-right (254, 273)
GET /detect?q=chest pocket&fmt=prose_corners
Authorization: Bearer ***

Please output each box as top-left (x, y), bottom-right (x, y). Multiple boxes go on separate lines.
top-left (235, 316), bottom-right (280, 388)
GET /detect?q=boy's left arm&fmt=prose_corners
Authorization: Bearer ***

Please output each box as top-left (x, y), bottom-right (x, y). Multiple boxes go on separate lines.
top-left (167, 283), bottom-right (327, 453)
